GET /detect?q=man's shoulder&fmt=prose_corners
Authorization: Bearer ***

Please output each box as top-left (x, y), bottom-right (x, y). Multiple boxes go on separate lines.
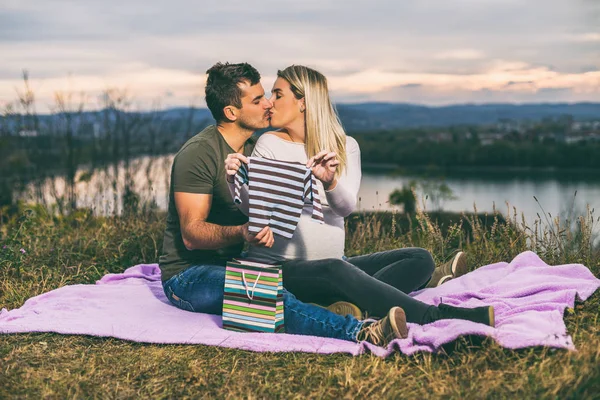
top-left (180, 125), bottom-right (219, 148)
top-left (176, 125), bottom-right (219, 161)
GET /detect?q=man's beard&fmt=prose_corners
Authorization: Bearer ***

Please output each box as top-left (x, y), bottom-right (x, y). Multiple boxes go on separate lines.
top-left (238, 115), bottom-right (269, 131)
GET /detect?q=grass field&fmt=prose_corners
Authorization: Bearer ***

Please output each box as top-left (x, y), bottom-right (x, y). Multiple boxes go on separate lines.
top-left (1, 204), bottom-right (599, 399)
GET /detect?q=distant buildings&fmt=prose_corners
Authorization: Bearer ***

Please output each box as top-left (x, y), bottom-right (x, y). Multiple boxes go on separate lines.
top-left (478, 132), bottom-right (506, 146)
top-left (564, 133), bottom-right (600, 144)
top-left (421, 119), bottom-right (600, 145)
top-left (18, 130), bottom-right (38, 137)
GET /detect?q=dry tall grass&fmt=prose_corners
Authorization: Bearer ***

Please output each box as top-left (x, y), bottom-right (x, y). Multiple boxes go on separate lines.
top-left (1, 203), bottom-right (599, 399)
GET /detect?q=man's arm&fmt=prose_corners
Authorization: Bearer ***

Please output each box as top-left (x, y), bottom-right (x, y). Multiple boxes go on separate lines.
top-left (175, 192), bottom-right (273, 250)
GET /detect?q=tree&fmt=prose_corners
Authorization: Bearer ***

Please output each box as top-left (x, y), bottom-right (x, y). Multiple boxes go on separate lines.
top-left (420, 180), bottom-right (457, 211)
top-left (389, 180), bottom-right (417, 213)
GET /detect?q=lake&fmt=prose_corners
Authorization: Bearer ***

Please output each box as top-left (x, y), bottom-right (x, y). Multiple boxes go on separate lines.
top-left (20, 155), bottom-right (600, 231)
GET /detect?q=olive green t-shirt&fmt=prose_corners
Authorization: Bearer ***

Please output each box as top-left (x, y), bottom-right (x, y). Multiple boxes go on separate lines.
top-left (159, 125), bottom-right (254, 281)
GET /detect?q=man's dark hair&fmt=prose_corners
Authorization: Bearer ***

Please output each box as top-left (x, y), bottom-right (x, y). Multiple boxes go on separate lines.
top-left (205, 62), bottom-right (261, 122)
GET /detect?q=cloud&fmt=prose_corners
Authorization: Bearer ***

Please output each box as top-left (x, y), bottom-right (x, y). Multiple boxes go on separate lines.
top-left (328, 62), bottom-right (600, 104)
top-left (581, 65), bottom-right (600, 73)
top-left (2, 59), bottom-right (598, 110)
top-left (359, 83), bottom-right (587, 105)
top-left (569, 33), bottom-right (600, 42)
top-left (0, 66), bottom-right (206, 110)
top-left (399, 83), bottom-right (423, 88)
top-left (434, 49), bottom-right (486, 60)
top-left (504, 81), bottom-right (536, 90)
top-left (1, 0), bottom-right (600, 108)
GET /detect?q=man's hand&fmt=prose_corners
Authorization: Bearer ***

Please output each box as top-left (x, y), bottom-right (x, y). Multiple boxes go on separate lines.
top-left (225, 153), bottom-right (249, 183)
top-left (306, 150), bottom-right (340, 190)
top-left (242, 223), bottom-right (274, 248)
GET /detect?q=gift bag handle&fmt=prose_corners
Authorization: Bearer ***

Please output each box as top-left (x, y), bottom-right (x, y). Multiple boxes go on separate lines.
top-left (242, 271), bottom-right (262, 300)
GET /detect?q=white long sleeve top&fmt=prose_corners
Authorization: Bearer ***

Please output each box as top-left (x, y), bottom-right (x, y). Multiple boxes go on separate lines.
top-left (228, 132), bottom-right (362, 263)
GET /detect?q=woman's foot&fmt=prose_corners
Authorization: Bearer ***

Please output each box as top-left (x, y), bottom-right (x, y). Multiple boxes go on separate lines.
top-left (424, 303), bottom-right (495, 327)
top-left (356, 307), bottom-right (408, 346)
top-left (425, 251), bottom-right (468, 288)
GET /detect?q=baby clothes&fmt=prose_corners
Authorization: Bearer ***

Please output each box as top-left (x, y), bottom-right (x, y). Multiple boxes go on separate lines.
top-left (233, 157), bottom-right (324, 238)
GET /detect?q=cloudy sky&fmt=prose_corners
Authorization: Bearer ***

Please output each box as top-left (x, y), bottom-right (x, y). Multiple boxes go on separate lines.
top-left (1, 0), bottom-right (599, 111)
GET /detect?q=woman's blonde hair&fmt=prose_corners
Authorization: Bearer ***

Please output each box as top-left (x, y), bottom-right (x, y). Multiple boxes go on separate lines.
top-left (277, 65), bottom-right (347, 178)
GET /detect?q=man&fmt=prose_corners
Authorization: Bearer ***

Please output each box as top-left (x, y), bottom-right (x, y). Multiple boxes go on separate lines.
top-left (159, 62), bottom-right (407, 346)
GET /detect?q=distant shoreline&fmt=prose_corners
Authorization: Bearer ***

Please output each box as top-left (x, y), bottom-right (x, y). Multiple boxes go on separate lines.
top-left (362, 163), bottom-right (600, 175)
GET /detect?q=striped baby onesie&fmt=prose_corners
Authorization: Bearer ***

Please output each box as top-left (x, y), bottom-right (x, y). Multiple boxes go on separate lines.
top-left (233, 157), bottom-right (324, 238)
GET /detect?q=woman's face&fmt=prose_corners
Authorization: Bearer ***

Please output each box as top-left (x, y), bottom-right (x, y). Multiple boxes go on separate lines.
top-left (268, 77), bottom-right (304, 129)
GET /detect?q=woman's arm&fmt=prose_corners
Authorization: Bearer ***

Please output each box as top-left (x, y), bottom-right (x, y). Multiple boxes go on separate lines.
top-left (325, 137), bottom-right (362, 217)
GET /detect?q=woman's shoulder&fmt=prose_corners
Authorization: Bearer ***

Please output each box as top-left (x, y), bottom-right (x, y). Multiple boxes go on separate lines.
top-left (259, 130), bottom-right (289, 140)
top-left (253, 131), bottom-right (297, 158)
top-left (255, 131), bottom-right (290, 146)
top-left (345, 135), bottom-right (360, 153)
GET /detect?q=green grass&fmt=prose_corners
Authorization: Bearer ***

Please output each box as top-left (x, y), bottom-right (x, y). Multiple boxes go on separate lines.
top-left (1, 203), bottom-right (599, 399)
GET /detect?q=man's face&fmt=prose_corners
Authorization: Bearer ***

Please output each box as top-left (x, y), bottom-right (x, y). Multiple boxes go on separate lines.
top-left (235, 81), bottom-right (272, 131)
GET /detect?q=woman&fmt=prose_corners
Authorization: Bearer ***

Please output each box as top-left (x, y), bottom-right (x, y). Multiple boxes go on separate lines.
top-left (226, 65), bottom-right (494, 328)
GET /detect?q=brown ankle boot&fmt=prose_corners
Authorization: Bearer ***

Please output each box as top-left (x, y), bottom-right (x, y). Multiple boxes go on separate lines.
top-left (356, 307), bottom-right (408, 346)
top-left (425, 251), bottom-right (468, 288)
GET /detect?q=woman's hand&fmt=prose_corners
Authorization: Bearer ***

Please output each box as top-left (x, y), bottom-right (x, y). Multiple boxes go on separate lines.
top-left (242, 223), bottom-right (274, 248)
top-left (306, 150), bottom-right (340, 190)
top-left (225, 153), bottom-right (249, 183)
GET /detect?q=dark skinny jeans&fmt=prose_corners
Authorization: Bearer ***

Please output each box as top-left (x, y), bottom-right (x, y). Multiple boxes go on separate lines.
top-left (282, 248), bottom-right (436, 323)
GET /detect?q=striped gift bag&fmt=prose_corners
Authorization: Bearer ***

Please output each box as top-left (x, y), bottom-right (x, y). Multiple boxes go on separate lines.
top-left (222, 259), bottom-right (285, 333)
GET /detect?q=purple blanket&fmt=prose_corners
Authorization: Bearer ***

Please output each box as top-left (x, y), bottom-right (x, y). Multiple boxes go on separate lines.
top-left (1, 251), bottom-right (598, 357)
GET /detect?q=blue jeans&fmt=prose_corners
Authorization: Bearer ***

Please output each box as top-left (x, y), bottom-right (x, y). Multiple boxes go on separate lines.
top-left (162, 264), bottom-right (363, 342)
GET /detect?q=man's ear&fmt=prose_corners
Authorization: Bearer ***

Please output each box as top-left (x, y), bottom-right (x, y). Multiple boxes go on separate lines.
top-left (223, 106), bottom-right (238, 121)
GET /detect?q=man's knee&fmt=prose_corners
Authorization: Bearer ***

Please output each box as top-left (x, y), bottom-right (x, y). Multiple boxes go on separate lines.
top-left (180, 264), bottom-right (226, 285)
